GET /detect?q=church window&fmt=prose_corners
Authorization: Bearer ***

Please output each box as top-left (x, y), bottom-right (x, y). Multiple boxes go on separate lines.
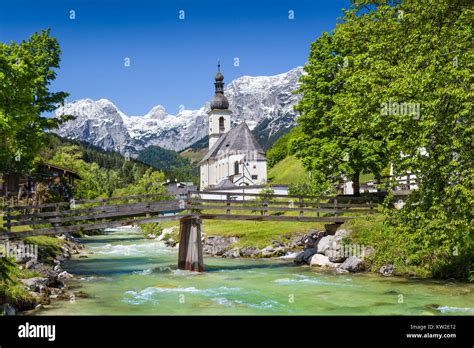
top-left (219, 117), bottom-right (225, 132)
top-left (251, 175), bottom-right (258, 180)
top-left (253, 165), bottom-right (256, 169)
top-left (234, 161), bottom-right (239, 175)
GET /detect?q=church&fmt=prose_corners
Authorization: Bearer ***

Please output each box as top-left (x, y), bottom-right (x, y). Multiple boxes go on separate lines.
top-left (199, 65), bottom-right (267, 190)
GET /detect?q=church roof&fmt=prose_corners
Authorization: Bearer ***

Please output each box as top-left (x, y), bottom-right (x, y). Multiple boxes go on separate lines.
top-left (213, 178), bottom-right (236, 189)
top-left (199, 122), bottom-right (266, 164)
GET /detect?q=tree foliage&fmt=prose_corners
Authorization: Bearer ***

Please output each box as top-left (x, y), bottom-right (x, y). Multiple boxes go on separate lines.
top-left (294, 0), bottom-right (473, 279)
top-left (137, 145), bottom-right (198, 183)
top-left (0, 29), bottom-right (70, 173)
top-left (266, 127), bottom-right (303, 168)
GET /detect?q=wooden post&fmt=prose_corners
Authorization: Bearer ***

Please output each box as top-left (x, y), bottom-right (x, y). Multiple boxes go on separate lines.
top-left (263, 195), bottom-right (268, 216)
top-left (226, 193), bottom-right (231, 215)
top-left (178, 216), bottom-right (204, 272)
top-left (299, 197), bottom-right (304, 217)
top-left (4, 207), bottom-right (11, 234)
top-left (333, 198), bottom-right (338, 217)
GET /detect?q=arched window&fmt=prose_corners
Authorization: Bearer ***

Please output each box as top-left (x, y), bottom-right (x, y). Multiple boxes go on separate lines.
top-left (219, 117), bottom-right (225, 132)
top-left (234, 161), bottom-right (239, 175)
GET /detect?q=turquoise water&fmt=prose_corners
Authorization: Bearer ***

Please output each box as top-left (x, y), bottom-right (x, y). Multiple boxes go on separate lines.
top-left (38, 227), bottom-right (474, 315)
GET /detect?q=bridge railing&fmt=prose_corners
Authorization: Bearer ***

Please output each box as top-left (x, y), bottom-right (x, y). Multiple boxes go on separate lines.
top-left (1, 191), bottom-right (378, 239)
top-left (185, 191), bottom-right (376, 223)
top-left (0, 193), bottom-right (182, 239)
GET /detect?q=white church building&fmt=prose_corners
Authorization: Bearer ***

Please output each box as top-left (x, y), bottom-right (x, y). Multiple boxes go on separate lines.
top-left (199, 65), bottom-right (267, 190)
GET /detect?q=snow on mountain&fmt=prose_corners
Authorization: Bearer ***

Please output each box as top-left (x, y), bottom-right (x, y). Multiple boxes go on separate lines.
top-left (53, 67), bottom-right (304, 155)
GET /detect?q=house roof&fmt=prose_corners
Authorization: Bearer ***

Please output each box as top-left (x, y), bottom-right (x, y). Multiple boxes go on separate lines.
top-left (199, 122), bottom-right (266, 164)
top-left (38, 163), bottom-right (82, 180)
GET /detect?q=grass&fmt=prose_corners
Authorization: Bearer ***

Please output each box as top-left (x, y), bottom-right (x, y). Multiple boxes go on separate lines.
top-left (180, 148), bottom-right (207, 163)
top-left (201, 220), bottom-right (324, 248)
top-left (159, 198), bottom-right (377, 249)
top-left (268, 155), bottom-right (308, 185)
top-left (346, 214), bottom-right (434, 278)
top-left (0, 213), bottom-right (67, 312)
top-left (159, 208), bottom-right (326, 249)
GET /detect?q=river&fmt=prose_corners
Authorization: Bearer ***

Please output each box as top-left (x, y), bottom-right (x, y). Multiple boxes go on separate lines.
top-left (38, 227), bottom-right (474, 315)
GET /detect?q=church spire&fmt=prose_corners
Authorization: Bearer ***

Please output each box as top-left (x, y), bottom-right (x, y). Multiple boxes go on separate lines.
top-left (210, 60), bottom-right (229, 110)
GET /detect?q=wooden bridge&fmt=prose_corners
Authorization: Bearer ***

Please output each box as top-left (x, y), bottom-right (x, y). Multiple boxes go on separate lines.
top-left (1, 191), bottom-right (377, 272)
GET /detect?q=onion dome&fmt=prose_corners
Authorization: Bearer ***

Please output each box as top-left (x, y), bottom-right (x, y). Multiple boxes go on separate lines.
top-left (210, 61), bottom-right (229, 110)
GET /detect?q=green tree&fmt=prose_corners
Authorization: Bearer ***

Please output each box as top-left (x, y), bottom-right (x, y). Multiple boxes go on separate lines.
top-left (266, 126), bottom-right (303, 168)
top-left (0, 29), bottom-right (70, 173)
top-left (295, 0), bottom-right (472, 279)
top-left (379, 0), bottom-right (473, 280)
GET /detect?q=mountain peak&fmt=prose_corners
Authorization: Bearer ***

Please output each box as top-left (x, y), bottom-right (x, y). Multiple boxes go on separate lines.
top-left (53, 67), bottom-right (303, 154)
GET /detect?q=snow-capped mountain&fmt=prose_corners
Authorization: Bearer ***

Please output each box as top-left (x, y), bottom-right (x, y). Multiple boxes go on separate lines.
top-left (53, 67), bottom-right (304, 155)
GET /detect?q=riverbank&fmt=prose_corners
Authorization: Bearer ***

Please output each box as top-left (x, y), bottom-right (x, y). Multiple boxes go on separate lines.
top-left (155, 225), bottom-right (376, 275)
top-left (155, 215), bottom-right (471, 281)
top-left (36, 227), bottom-right (474, 315)
top-left (0, 234), bottom-right (84, 315)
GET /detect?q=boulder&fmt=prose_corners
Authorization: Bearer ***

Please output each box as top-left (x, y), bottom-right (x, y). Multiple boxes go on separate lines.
top-left (310, 254), bottom-right (337, 268)
top-left (260, 246), bottom-right (275, 257)
top-left (287, 234), bottom-right (306, 249)
top-left (335, 229), bottom-right (350, 238)
top-left (272, 246), bottom-right (287, 257)
top-left (294, 248), bottom-right (317, 265)
top-left (58, 271), bottom-right (73, 279)
top-left (240, 247), bottom-right (260, 258)
top-left (203, 236), bottom-right (237, 256)
top-left (303, 230), bottom-right (325, 249)
top-left (271, 239), bottom-right (285, 248)
top-left (222, 248), bottom-right (240, 258)
top-left (338, 256), bottom-right (365, 272)
top-left (317, 235), bottom-right (335, 254)
top-left (3, 303), bottom-right (16, 316)
top-left (20, 277), bottom-right (49, 292)
top-left (326, 247), bottom-right (347, 263)
top-left (335, 267), bottom-right (349, 274)
top-left (25, 260), bottom-right (36, 269)
top-left (379, 264), bottom-right (395, 276)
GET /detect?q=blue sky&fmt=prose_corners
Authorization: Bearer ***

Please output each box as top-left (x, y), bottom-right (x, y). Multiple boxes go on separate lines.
top-left (0, 0), bottom-right (350, 115)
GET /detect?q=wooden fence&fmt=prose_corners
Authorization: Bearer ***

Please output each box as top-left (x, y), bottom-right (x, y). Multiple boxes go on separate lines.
top-left (1, 191), bottom-right (377, 240)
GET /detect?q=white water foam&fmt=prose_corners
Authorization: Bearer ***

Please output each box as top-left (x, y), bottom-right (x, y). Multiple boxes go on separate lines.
top-left (78, 276), bottom-right (112, 282)
top-left (122, 286), bottom-right (242, 305)
top-left (92, 242), bottom-right (172, 256)
top-left (133, 269), bottom-right (152, 275)
top-left (211, 297), bottom-right (281, 309)
top-left (436, 306), bottom-right (474, 314)
top-left (274, 276), bottom-right (354, 288)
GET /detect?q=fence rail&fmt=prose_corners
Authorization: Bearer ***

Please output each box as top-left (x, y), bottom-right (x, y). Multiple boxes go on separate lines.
top-left (1, 191), bottom-right (377, 240)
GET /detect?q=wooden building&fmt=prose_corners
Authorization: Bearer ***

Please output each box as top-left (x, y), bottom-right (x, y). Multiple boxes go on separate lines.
top-left (0, 163), bottom-right (81, 198)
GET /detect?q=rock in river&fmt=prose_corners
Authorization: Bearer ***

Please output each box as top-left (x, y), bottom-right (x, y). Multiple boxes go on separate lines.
top-left (240, 247), bottom-right (260, 258)
top-left (294, 248), bottom-right (317, 265)
top-left (310, 254), bottom-right (337, 268)
top-left (338, 256), bottom-right (365, 273)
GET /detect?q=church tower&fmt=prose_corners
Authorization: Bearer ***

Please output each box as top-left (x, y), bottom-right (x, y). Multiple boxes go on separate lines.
top-left (208, 62), bottom-right (231, 149)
